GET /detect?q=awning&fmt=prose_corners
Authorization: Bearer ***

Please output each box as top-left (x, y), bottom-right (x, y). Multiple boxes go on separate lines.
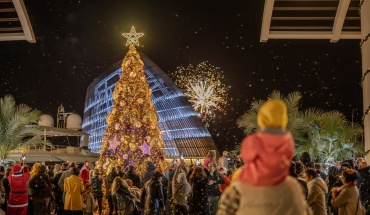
top-left (0, 0), bottom-right (35, 42)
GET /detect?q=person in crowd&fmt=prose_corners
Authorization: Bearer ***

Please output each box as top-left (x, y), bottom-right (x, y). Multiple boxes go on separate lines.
top-left (357, 158), bottom-right (370, 210)
top-left (217, 99), bottom-right (308, 215)
top-left (51, 163), bottom-right (64, 215)
top-left (290, 161), bottom-right (308, 199)
top-left (28, 162), bottom-right (41, 215)
top-left (218, 167), bottom-right (230, 193)
top-left (206, 163), bottom-right (224, 215)
top-left (315, 163), bottom-right (327, 181)
top-left (80, 161), bottom-right (89, 172)
top-left (53, 164), bottom-right (62, 178)
top-left (8, 162), bottom-right (30, 215)
top-left (58, 162), bottom-right (77, 191)
top-left (82, 184), bottom-right (94, 215)
top-left (295, 160), bottom-right (306, 178)
top-left (64, 167), bottom-right (84, 215)
top-left (90, 169), bottom-right (103, 215)
top-left (0, 166), bottom-right (4, 181)
top-left (126, 179), bottom-right (142, 215)
top-left (141, 162), bottom-right (156, 185)
top-left (331, 169), bottom-right (365, 215)
top-left (218, 151), bottom-right (229, 169)
top-left (80, 161), bottom-right (90, 186)
top-left (300, 152), bottom-right (314, 168)
top-left (116, 166), bottom-right (125, 178)
top-left (203, 150), bottom-right (217, 169)
top-left (140, 171), bottom-right (167, 215)
top-left (47, 165), bottom-right (54, 178)
top-left (106, 166), bottom-right (118, 215)
top-left (0, 167), bottom-right (11, 212)
top-left (233, 152), bottom-right (243, 170)
top-left (326, 162), bottom-right (340, 215)
top-left (304, 168), bottom-right (328, 215)
top-left (164, 164), bottom-right (175, 215)
top-left (124, 165), bottom-right (143, 189)
top-left (29, 164), bottom-right (52, 215)
top-left (126, 179), bottom-right (142, 203)
top-left (187, 166), bottom-right (210, 215)
top-left (171, 161), bottom-right (190, 215)
top-left (112, 177), bottom-right (138, 215)
top-left (0, 189), bottom-right (5, 215)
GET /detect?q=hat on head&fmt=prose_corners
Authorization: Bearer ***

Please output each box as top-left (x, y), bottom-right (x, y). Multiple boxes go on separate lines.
top-left (257, 99), bottom-right (288, 129)
top-left (12, 164), bottom-right (22, 173)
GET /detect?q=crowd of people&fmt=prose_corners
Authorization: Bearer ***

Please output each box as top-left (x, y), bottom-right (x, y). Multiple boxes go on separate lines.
top-left (0, 99), bottom-right (369, 215)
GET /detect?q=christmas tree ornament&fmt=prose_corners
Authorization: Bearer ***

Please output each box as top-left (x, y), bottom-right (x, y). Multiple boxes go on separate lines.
top-left (122, 26), bottom-right (144, 46)
top-left (108, 135), bottom-right (120, 150)
top-left (141, 142), bottom-right (152, 155)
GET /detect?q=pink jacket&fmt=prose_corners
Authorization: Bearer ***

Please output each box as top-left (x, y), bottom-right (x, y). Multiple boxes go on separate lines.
top-left (203, 157), bottom-right (216, 169)
top-left (238, 132), bottom-right (294, 186)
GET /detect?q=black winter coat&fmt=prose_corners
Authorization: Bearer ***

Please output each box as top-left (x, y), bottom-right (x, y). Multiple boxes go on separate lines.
top-left (91, 176), bottom-right (103, 198)
top-left (29, 173), bottom-right (52, 198)
top-left (51, 171), bottom-right (62, 194)
top-left (140, 178), bottom-right (166, 215)
top-left (206, 171), bottom-right (224, 197)
top-left (125, 172), bottom-right (143, 189)
top-left (187, 168), bottom-right (210, 215)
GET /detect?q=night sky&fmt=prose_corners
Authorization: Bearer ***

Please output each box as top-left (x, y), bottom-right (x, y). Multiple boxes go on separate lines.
top-left (0, 0), bottom-right (363, 152)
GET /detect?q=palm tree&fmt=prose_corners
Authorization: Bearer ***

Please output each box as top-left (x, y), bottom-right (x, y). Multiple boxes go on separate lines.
top-left (236, 91), bottom-right (323, 146)
top-left (296, 111), bottom-right (363, 161)
top-left (0, 95), bottom-right (50, 162)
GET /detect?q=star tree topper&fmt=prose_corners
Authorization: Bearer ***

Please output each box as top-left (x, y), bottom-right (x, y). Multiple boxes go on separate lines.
top-left (122, 26), bottom-right (143, 46)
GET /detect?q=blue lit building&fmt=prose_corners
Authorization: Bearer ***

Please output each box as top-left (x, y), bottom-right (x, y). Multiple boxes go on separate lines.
top-left (82, 52), bottom-right (217, 158)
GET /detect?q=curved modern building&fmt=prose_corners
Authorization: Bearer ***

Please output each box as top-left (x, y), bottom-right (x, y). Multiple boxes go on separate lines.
top-left (82, 52), bottom-right (217, 158)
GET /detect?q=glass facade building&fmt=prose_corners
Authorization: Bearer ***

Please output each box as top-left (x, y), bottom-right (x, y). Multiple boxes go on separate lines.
top-left (82, 52), bottom-right (217, 158)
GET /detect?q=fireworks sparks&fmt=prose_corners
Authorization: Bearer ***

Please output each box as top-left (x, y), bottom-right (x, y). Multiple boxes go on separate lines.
top-left (172, 61), bottom-right (228, 124)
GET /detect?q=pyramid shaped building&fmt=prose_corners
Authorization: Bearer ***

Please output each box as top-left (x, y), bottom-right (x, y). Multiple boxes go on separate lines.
top-left (82, 52), bottom-right (217, 158)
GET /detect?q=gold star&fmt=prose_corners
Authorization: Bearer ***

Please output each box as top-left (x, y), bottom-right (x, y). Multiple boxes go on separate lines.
top-left (122, 26), bottom-right (143, 46)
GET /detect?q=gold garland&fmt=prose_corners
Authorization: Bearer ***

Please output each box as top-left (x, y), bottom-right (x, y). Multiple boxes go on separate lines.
top-left (359, 0), bottom-right (367, 15)
top-left (360, 33), bottom-right (370, 51)
top-left (361, 69), bottom-right (370, 87)
top-left (363, 106), bottom-right (370, 122)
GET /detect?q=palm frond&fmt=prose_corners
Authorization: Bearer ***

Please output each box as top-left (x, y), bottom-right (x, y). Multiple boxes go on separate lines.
top-left (0, 95), bottom-right (52, 160)
top-left (235, 91), bottom-right (364, 162)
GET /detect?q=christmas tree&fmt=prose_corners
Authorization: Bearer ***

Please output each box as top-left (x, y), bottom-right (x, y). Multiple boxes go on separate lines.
top-left (96, 27), bottom-right (166, 175)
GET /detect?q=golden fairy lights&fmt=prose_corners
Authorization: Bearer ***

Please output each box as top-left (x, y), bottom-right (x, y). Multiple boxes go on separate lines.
top-left (172, 61), bottom-right (228, 124)
top-left (96, 28), bottom-right (166, 175)
top-left (122, 26), bottom-right (144, 47)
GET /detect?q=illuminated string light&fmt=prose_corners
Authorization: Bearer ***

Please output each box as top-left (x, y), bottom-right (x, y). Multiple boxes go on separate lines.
top-left (122, 26), bottom-right (144, 47)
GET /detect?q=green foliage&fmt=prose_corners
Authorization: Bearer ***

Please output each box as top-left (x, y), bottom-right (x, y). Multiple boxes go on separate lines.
top-left (0, 95), bottom-right (50, 160)
top-left (236, 91), bottom-right (364, 162)
top-left (297, 111), bottom-right (363, 161)
top-left (237, 91), bottom-right (322, 144)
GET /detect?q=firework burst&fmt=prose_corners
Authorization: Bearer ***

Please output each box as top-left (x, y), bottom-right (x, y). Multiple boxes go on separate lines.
top-left (172, 61), bottom-right (228, 124)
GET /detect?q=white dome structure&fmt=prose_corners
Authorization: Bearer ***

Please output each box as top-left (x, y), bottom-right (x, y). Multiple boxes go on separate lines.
top-left (38, 114), bottom-right (54, 127)
top-left (66, 114), bottom-right (82, 130)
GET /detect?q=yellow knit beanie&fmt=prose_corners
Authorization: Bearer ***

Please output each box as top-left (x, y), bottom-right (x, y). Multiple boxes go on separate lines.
top-left (257, 99), bottom-right (288, 129)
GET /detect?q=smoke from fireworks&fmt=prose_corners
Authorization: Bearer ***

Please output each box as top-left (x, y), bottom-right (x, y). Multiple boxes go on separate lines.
top-left (172, 61), bottom-right (228, 125)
